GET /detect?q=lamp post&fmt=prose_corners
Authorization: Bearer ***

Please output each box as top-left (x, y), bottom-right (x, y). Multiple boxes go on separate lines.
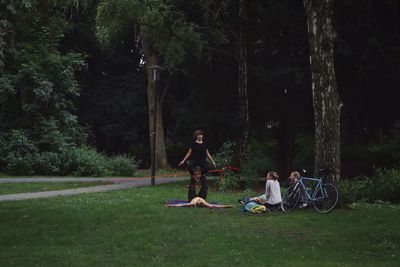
top-left (148, 64), bottom-right (164, 186)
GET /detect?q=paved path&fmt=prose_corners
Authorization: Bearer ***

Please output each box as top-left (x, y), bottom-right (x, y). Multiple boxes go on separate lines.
top-left (0, 177), bottom-right (188, 202)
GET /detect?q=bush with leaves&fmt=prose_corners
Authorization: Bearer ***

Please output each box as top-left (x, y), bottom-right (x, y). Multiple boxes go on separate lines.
top-left (5, 153), bottom-right (36, 176)
top-left (33, 152), bottom-right (61, 175)
top-left (373, 168), bottom-right (400, 203)
top-left (213, 140), bottom-right (277, 190)
top-left (0, 135), bottom-right (5, 169)
top-left (107, 155), bottom-right (139, 176)
top-left (6, 152), bottom-right (62, 176)
top-left (0, 130), bottom-right (38, 157)
top-left (60, 147), bottom-right (140, 177)
top-left (241, 141), bottom-right (277, 189)
top-left (215, 169), bottom-right (240, 191)
top-left (0, 0), bottom-right (87, 159)
top-left (213, 141), bottom-right (235, 169)
top-left (340, 168), bottom-right (400, 204)
top-left (340, 176), bottom-right (373, 203)
top-left (60, 147), bottom-right (107, 177)
top-left (0, 130), bottom-right (38, 175)
top-left (213, 141), bottom-right (239, 191)
top-left (0, 136), bottom-right (140, 176)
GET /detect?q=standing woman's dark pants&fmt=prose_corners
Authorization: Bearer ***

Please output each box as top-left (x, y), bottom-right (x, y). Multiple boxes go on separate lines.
top-left (186, 160), bottom-right (208, 201)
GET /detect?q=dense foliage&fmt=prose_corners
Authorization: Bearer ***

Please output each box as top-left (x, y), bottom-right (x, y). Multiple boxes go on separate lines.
top-left (0, 0), bottom-right (399, 189)
top-left (340, 168), bottom-right (400, 204)
top-left (0, 0), bottom-right (138, 176)
top-left (0, 1), bottom-right (86, 153)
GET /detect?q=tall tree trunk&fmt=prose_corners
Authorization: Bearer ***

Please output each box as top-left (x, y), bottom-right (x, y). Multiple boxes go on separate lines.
top-left (304, 0), bottom-right (342, 183)
top-left (231, 0), bottom-right (249, 168)
top-left (141, 26), bottom-right (168, 169)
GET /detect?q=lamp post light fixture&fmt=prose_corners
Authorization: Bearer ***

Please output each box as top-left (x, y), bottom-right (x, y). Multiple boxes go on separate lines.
top-left (148, 64), bottom-right (164, 186)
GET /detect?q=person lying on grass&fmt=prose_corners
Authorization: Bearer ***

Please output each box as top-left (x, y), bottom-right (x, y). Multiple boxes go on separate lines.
top-left (165, 197), bottom-right (234, 209)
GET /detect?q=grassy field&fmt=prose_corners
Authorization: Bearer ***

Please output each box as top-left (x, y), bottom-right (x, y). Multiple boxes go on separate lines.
top-left (0, 181), bottom-right (399, 267)
top-left (0, 182), bottom-right (113, 195)
top-left (0, 169), bottom-right (186, 178)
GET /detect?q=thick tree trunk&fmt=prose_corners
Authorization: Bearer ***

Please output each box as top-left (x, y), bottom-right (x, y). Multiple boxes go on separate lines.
top-left (304, 0), bottom-right (342, 183)
top-left (231, 0), bottom-right (249, 168)
top-left (141, 26), bottom-right (168, 169)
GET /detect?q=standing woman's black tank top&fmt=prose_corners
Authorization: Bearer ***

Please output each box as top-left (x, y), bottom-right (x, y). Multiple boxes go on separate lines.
top-left (190, 142), bottom-right (208, 163)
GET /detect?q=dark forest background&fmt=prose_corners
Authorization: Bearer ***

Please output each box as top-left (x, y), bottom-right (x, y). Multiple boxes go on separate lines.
top-left (1, 0), bottom-right (399, 186)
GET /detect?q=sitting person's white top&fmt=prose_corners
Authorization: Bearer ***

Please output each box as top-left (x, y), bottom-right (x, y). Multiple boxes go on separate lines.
top-left (251, 171), bottom-right (282, 205)
top-left (264, 179), bottom-right (282, 205)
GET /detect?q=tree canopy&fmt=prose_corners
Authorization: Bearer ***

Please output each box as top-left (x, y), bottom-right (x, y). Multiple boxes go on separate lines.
top-left (0, 0), bottom-right (399, 178)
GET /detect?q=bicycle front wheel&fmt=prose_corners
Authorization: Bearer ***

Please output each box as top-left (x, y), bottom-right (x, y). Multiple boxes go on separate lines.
top-left (313, 183), bottom-right (339, 213)
top-left (281, 186), bottom-right (301, 212)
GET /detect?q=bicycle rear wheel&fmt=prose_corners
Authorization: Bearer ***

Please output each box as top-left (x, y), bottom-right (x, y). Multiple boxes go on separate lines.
top-left (313, 183), bottom-right (339, 213)
top-left (281, 185), bottom-right (301, 212)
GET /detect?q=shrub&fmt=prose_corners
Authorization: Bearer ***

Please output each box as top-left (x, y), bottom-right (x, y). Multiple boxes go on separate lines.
top-left (214, 141), bottom-right (245, 190)
top-left (213, 141), bottom-right (235, 168)
top-left (5, 152), bottom-right (36, 175)
top-left (215, 170), bottom-right (240, 191)
top-left (213, 140), bottom-right (277, 190)
top-left (61, 147), bottom-right (107, 176)
top-left (374, 168), bottom-right (400, 203)
top-left (339, 176), bottom-right (374, 203)
top-left (0, 138), bottom-right (140, 176)
top-left (241, 143), bottom-right (277, 189)
top-left (0, 135), bottom-right (6, 169)
top-left (340, 168), bottom-right (400, 204)
top-left (33, 152), bottom-right (61, 175)
top-left (241, 156), bottom-right (275, 189)
top-left (4, 151), bottom-right (62, 176)
top-left (0, 130), bottom-right (38, 161)
top-left (107, 155), bottom-right (139, 176)
top-left (0, 130), bottom-right (38, 175)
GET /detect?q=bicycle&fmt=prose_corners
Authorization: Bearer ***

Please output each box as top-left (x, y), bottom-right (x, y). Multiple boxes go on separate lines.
top-left (281, 170), bottom-right (339, 213)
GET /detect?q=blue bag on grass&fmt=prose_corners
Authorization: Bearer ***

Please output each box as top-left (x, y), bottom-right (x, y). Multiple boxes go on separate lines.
top-left (243, 201), bottom-right (266, 214)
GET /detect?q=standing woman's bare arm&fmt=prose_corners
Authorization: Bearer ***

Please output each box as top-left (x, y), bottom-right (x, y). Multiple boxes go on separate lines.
top-left (179, 148), bottom-right (192, 166)
top-left (206, 149), bottom-right (216, 168)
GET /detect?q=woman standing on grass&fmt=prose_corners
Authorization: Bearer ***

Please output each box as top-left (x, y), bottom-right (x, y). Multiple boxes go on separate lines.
top-left (179, 130), bottom-right (216, 201)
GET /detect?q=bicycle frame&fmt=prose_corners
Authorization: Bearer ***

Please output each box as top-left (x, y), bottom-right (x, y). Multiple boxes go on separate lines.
top-left (296, 176), bottom-right (327, 202)
top-left (282, 173), bottom-right (339, 213)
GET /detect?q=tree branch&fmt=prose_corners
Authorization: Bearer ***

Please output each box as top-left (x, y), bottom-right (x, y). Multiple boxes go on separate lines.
top-left (197, 1), bottom-right (240, 41)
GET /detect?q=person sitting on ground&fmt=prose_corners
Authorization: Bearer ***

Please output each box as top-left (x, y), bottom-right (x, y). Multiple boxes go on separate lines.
top-left (289, 171), bottom-right (300, 183)
top-left (165, 197), bottom-right (234, 209)
top-left (250, 171), bottom-right (282, 210)
top-left (288, 170), bottom-right (307, 208)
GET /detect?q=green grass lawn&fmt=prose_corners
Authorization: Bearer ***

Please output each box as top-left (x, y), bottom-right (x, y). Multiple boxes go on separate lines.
top-left (0, 182), bottom-right (113, 195)
top-left (0, 182), bottom-right (399, 267)
top-left (0, 172), bottom-right (85, 178)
